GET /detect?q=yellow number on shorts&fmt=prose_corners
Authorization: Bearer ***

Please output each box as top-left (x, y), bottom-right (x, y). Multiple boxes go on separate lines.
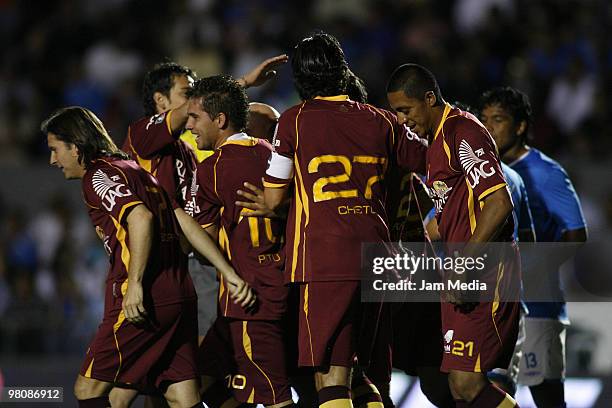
top-left (308, 155), bottom-right (386, 202)
top-left (451, 340), bottom-right (474, 357)
top-left (225, 374), bottom-right (247, 390)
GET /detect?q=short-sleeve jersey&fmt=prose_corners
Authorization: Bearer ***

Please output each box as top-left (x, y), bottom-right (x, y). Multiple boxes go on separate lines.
top-left (426, 104), bottom-right (513, 243)
top-left (263, 96), bottom-right (428, 282)
top-left (510, 148), bottom-right (586, 320)
top-left (82, 157), bottom-right (195, 312)
top-left (122, 111), bottom-right (198, 207)
top-left (186, 134), bottom-right (287, 321)
top-left (502, 163), bottom-right (535, 241)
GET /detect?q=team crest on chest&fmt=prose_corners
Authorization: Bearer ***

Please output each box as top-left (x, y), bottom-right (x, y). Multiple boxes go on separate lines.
top-left (429, 180), bottom-right (453, 214)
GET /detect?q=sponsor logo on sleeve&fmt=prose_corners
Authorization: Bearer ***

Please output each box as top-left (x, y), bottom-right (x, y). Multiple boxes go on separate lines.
top-left (459, 139), bottom-right (495, 188)
top-left (146, 112), bottom-right (167, 130)
top-left (183, 169), bottom-right (200, 216)
top-left (92, 169), bottom-right (132, 211)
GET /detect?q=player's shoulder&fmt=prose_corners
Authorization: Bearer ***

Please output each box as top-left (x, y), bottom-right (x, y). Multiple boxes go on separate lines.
top-left (444, 107), bottom-right (486, 134)
top-left (198, 150), bottom-right (221, 170)
top-left (279, 102), bottom-right (306, 121)
top-left (524, 149), bottom-right (569, 178)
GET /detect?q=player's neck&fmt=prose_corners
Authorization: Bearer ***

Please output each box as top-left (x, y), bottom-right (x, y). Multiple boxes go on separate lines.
top-left (428, 103), bottom-right (447, 141)
top-left (502, 143), bottom-right (529, 164)
top-left (213, 129), bottom-right (238, 149)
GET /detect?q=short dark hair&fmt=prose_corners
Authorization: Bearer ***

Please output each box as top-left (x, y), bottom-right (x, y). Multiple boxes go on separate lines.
top-left (41, 106), bottom-right (129, 166)
top-left (479, 86), bottom-right (532, 138)
top-left (187, 75), bottom-right (249, 132)
top-left (291, 32), bottom-right (349, 100)
top-left (386, 63), bottom-right (443, 105)
top-left (346, 70), bottom-right (368, 103)
top-left (142, 62), bottom-right (195, 116)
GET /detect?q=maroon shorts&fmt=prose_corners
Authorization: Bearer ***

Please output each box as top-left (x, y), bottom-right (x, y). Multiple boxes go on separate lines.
top-left (80, 299), bottom-right (199, 390)
top-left (441, 247), bottom-right (521, 373)
top-left (199, 317), bottom-right (291, 405)
top-left (440, 300), bottom-right (520, 373)
top-left (297, 281), bottom-right (360, 368)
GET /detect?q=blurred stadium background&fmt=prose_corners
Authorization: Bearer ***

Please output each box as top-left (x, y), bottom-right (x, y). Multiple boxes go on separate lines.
top-left (0, 0), bottom-right (611, 406)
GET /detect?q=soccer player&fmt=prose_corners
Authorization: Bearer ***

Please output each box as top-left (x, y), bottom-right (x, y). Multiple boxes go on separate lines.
top-left (262, 33), bottom-right (428, 408)
top-left (387, 64), bottom-right (521, 407)
top-left (480, 86), bottom-right (587, 408)
top-left (451, 101), bottom-right (536, 397)
top-left (123, 56), bottom-right (288, 345)
top-left (42, 106), bottom-right (252, 408)
top-left (184, 76), bottom-right (293, 408)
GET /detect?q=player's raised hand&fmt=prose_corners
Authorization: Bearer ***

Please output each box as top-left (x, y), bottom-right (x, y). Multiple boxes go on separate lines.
top-left (238, 54), bottom-right (288, 88)
top-left (123, 282), bottom-right (148, 324)
top-left (236, 181), bottom-right (276, 217)
top-left (225, 271), bottom-right (257, 309)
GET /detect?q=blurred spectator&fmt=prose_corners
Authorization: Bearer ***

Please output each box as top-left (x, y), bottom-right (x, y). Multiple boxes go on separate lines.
top-left (547, 57), bottom-right (597, 135)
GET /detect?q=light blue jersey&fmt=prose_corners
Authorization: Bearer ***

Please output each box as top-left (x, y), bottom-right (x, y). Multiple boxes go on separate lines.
top-left (510, 148), bottom-right (586, 321)
top-left (502, 162), bottom-right (535, 242)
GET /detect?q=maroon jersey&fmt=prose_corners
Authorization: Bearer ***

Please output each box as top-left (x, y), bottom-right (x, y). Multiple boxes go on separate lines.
top-left (82, 157), bottom-right (195, 311)
top-left (186, 134), bottom-right (287, 320)
top-left (264, 96), bottom-right (427, 282)
top-left (426, 104), bottom-right (513, 243)
top-left (122, 110), bottom-right (198, 207)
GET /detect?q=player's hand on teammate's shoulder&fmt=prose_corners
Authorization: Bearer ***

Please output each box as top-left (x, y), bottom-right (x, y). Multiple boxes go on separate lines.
top-left (238, 54), bottom-right (289, 88)
top-left (236, 181), bottom-right (278, 218)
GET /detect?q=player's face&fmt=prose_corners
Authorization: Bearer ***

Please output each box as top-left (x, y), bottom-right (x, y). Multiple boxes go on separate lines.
top-left (167, 74), bottom-right (194, 110)
top-left (387, 91), bottom-right (432, 138)
top-left (480, 104), bottom-right (518, 156)
top-left (47, 133), bottom-right (85, 179)
top-left (186, 98), bottom-right (219, 150)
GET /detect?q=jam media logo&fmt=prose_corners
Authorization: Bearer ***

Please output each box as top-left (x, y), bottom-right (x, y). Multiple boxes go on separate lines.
top-left (459, 139), bottom-right (495, 188)
top-left (444, 329), bottom-right (454, 353)
top-left (92, 170), bottom-right (132, 211)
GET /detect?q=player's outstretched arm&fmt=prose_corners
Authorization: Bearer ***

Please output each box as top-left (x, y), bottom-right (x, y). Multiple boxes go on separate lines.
top-left (236, 181), bottom-right (288, 218)
top-left (174, 208), bottom-right (256, 308)
top-left (237, 54), bottom-right (289, 88)
top-left (123, 204), bottom-right (153, 324)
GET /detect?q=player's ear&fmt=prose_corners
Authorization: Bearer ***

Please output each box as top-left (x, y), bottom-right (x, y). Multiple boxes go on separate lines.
top-left (216, 112), bottom-right (228, 129)
top-left (153, 91), bottom-right (169, 112)
top-left (425, 91), bottom-right (437, 107)
top-left (516, 120), bottom-right (527, 138)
